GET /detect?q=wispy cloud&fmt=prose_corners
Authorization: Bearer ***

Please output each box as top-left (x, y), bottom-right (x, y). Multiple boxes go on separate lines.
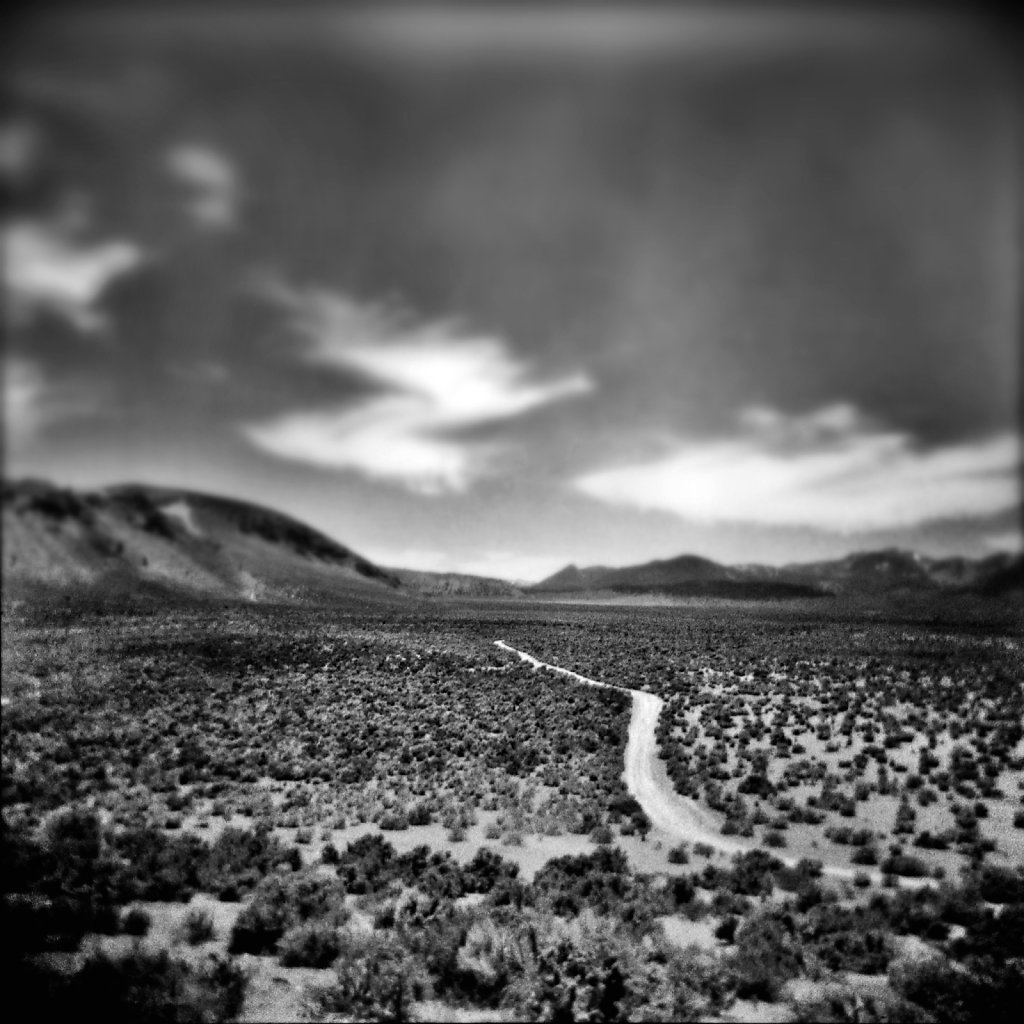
top-left (0, 119), bottom-right (42, 185)
top-left (375, 544), bottom-right (565, 583)
top-left (3, 208), bottom-right (142, 333)
top-left (2, 355), bottom-right (101, 453)
top-left (982, 529), bottom-right (1023, 554)
top-left (575, 403), bottom-right (1019, 532)
top-left (448, 549), bottom-right (568, 584)
top-left (244, 286), bottom-right (592, 492)
top-left (3, 357), bottom-right (49, 449)
top-left (165, 142), bottom-right (241, 230)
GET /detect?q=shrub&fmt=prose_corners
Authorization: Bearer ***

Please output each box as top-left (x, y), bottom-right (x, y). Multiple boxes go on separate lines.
top-left (667, 844), bottom-right (690, 865)
top-left (729, 911), bottom-right (803, 1001)
top-left (514, 933), bottom-right (629, 1022)
top-left (652, 945), bottom-right (737, 1019)
top-left (791, 986), bottom-right (924, 1023)
top-left (229, 887), bottom-right (291, 955)
top-left (39, 947), bottom-right (247, 1023)
top-left (408, 804), bottom-right (432, 827)
top-left (668, 874), bottom-right (696, 907)
top-left (722, 850), bottom-right (783, 896)
top-left (309, 931), bottom-right (424, 1021)
top-left (798, 905), bottom-right (893, 974)
top-left (531, 847), bottom-right (639, 919)
top-left (277, 921), bottom-right (342, 968)
top-left (973, 865), bottom-right (1024, 905)
top-left (335, 834), bottom-right (398, 894)
top-left (180, 907), bottom-right (215, 946)
top-left (450, 917), bottom-right (536, 1007)
top-left (495, 913), bottom-right (687, 1021)
top-left (3, 810), bottom-right (121, 949)
top-left (464, 847), bottom-right (519, 895)
top-left (120, 906), bottom-right (152, 937)
top-left (889, 954), bottom-right (987, 1023)
top-left (111, 824), bottom-right (298, 904)
top-left (229, 872), bottom-right (347, 955)
top-left (914, 830), bottom-right (951, 851)
top-left (881, 853), bottom-right (929, 879)
top-left (195, 825), bottom-right (299, 900)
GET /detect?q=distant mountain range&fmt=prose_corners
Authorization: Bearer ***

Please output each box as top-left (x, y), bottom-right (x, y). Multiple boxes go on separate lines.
top-left (533, 548), bottom-right (1023, 600)
top-left (3, 478), bottom-right (1019, 606)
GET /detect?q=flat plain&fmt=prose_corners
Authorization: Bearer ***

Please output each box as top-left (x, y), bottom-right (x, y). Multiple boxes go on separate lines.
top-left (3, 590), bottom-right (1023, 1022)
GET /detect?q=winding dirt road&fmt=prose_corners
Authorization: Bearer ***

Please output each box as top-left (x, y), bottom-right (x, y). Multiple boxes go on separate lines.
top-left (495, 639), bottom-right (895, 884)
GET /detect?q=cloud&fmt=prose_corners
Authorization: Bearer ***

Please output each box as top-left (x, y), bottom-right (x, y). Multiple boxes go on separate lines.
top-left (575, 403), bottom-right (1020, 532)
top-left (2, 355), bottom-right (101, 452)
top-left (375, 544), bottom-right (565, 583)
top-left (447, 549), bottom-right (568, 584)
top-left (3, 212), bottom-right (142, 333)
top-left (166, 142), bottom-right (241, 230)
top-left (3, 357), bottom-right (48, 449)
top-left (244, 286), bottom-right (592, 492)
top-left (982, 529), bottom-right (1023, 554)
top-left (0, 119), bottom-right (42, 185)
top-left (334, 5), bottom-right (950, 64)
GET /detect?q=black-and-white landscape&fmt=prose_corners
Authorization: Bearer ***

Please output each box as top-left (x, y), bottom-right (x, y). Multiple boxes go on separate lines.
top-left (3, 4), bottom-right (1022, 1022)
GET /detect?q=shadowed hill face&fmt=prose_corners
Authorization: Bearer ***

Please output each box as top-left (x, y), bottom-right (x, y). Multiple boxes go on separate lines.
top-left (531, 563), bottom-right (606, 591)
top-left (601, 554), bottom-right (730, 588)
top-left (387, 566), bottom-right (525, 598)
top-left (1, 479), bottom-right (402, 605)
top-left (534, 553), bottom-right (738, 592)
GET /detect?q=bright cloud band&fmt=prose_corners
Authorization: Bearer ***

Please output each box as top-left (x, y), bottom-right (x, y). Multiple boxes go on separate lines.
top-left (244, 287), bottom-right (592, 492)
top-left (575, 404), bottom-right (1020, 532)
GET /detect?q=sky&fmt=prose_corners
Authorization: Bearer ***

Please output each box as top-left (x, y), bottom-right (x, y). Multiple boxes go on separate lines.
top-left (2, 2), bottom-right (1021, 582)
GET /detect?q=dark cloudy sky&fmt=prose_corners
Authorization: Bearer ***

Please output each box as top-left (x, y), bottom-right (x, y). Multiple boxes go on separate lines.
top-left (3, 3), bottom-right (1020, 580)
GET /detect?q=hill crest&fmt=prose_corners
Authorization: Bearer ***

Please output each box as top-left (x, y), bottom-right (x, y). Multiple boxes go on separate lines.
top-left (2, 478), bottom-right (400, 605)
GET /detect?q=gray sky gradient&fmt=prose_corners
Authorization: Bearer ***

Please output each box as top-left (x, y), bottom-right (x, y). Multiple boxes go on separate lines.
top-left (3, 3), bottom-right (1020, 580)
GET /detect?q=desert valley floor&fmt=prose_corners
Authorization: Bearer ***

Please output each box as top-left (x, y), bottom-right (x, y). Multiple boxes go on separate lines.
top-left (4, 588), bottom-right (1023, 1022)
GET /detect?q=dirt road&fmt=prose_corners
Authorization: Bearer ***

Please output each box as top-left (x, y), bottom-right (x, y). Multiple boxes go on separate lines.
top-left (495, 639), bottom-right (900, 884)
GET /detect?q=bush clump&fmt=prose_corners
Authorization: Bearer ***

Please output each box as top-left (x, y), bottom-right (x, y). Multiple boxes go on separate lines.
top-left (309, 931), bottom-right (425, 1022)
top-left (180, 907), bottom-right (215, 946)
top-left (228, 871), bottom-right (347, 955)
top-left (120, 905), bottom-right (152, 937)
top-left (277, 921), bottom-right (343, 968)
top-left (728, 911), bottom-right (804, 1001)
top-left (17, 947), bottom-right (247, 1023)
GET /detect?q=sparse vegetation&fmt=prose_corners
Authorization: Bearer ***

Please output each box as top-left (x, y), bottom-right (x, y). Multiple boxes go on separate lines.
top-left (3, 594), bottom-right (1021, 1019)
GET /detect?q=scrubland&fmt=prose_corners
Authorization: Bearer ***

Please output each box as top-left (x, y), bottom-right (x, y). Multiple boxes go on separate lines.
top-left (3, 593), bottom-right (1022, 1021)
top-left (494, 601), bottom-right (1024, 877)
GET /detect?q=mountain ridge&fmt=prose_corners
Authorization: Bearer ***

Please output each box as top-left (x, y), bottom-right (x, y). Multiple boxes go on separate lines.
top-left (533, 545), bottom-right (1021, 599)
top-left (4, 478), bottom-right (1020, 605)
